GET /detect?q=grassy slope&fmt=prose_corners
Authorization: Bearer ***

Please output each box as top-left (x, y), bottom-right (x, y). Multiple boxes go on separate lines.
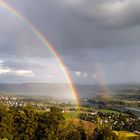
top-left (63, 112), bottom-right (79, 120)
top-left (113, 131), bottom-right (140, 139)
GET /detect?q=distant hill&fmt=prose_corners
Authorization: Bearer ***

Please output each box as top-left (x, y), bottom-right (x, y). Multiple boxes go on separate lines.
top-left (0, 83), bottom-right (139, 99)
top-left (0, 83), bottom-right (105, 100)
top-left (0, 83), bottom-right (72, 99)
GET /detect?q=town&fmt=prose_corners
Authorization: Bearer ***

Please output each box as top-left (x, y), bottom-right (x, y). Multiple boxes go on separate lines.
top-left (1, 93), bottom-right (140, 136)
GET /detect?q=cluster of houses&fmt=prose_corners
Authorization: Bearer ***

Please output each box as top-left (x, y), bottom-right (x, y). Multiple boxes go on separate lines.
top-left (79, 111), bottom-right (140, 132)
top-left (0, 95), bottom-right (78, 114)
top-left (0, 96), bottom-right (26, 107)
top-left (0, 95), bottom-right (49, 110)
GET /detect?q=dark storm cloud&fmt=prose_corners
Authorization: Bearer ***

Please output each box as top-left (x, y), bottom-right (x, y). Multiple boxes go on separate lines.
top-left (58, 0), bottom-right (140, 29)
top-left (4, 0), bottom-right (140, 48)
top-left (4, 0), bottom-right (140, 53)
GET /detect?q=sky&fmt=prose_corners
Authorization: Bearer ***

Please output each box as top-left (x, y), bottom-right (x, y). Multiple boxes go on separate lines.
top-left (0, 0), bottom-right (140, 85)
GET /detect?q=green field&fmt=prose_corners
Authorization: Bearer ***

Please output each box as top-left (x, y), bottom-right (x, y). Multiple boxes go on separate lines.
top-left (63, 108), bottom-right (127, 120)
top-left (63, 112), bottom-right (79, 120)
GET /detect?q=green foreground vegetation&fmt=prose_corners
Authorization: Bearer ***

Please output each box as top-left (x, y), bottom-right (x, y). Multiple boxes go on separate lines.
top-left (0, 103), bottom-right (140, 140)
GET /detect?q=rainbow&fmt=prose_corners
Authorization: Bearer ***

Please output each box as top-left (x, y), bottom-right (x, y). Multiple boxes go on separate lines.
top-left (93, 60), bottom-right (109, 99)
top-left (0, 1), bottom-right (80, 105)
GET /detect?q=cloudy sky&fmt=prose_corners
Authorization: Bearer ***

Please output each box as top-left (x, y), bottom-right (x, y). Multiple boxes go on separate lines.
top-left (0, 0), bottom-right (140, 85)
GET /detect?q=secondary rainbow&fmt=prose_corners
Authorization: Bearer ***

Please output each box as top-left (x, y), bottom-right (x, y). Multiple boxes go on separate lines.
top-left (0, 1), bottom-right (80, 105)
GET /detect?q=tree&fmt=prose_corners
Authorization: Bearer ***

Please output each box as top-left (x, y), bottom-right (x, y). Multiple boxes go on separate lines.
top-left (14, 105), bottom-right (38, 140)
top-left (93, 124), bottom-right (114, 140)
top-left (59, 123), bottom-right (81, 140)
top-left (0, 103), bottom-right (14, 140)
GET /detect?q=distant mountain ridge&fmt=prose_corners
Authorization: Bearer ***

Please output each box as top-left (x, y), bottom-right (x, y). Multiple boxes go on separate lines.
top-left (0, 83), bottom-right (139, 99)
top-left (0, 83), bottom-right (102, 98)
top-left (0, 83), bottom-right (72, 99)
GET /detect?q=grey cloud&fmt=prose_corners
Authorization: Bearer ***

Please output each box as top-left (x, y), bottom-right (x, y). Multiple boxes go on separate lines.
top-left (2, 0), bottom-right (140, 85)
top-left (5, 0), bottom-right (140, 54)
top-left (58, 0), bottom-right (140, 29)
top-left (0, 5), bottom-right (53, 58)
top-left (0, 56), bottom-right (68, 83)
top-left (93, 0), bottom-right (140, 28)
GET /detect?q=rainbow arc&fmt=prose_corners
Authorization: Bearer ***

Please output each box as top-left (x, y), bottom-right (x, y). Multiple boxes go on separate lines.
top-left (0, 1), bottom-right (80, 106)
